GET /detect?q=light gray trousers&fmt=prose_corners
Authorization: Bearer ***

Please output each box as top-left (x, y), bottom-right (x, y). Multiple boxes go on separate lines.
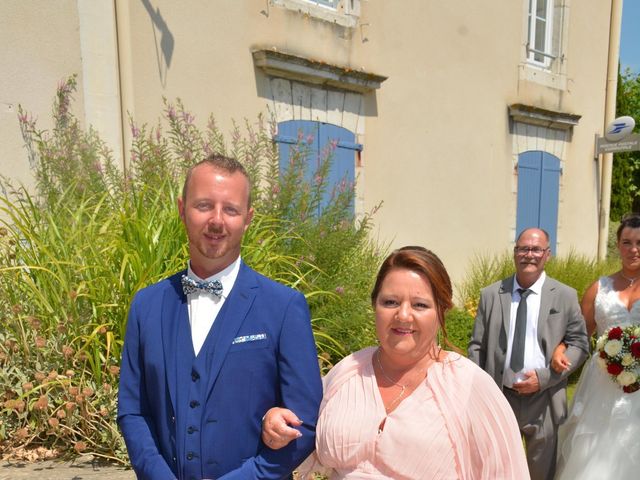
top-left (504, 388), bottom-right (558, 480)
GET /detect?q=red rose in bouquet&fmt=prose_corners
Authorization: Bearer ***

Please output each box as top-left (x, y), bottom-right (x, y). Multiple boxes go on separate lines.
top-left (608, 326), bottom-right (623, 340)
top-left (597, 325), bottom-right (640, 393)
top-left (607, 362), bottom-right (624, 376)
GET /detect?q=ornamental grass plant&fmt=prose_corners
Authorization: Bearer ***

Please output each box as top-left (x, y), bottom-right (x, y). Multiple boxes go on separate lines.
top-left (457, 249), bottom-right (619, 320)
top-left (0, 76), bottom-right (384, 461)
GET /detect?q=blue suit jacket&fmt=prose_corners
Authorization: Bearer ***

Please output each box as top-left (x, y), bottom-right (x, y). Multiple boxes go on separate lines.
top-left (117, 262), bottom-right (322, 479)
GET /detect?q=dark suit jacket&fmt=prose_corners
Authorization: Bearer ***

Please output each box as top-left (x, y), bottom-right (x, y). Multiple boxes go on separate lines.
top-left (117, 262), bottom-right (322, 479)
top-left (468, 274), bottom-right (589, 424)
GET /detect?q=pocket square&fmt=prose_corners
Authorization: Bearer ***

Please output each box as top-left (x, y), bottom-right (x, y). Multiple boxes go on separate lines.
top-left (232, 333), bottom-right (267, 345)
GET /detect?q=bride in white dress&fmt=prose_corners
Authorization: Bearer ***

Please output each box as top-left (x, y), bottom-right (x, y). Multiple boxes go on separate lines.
top-left (554, 214), bottom-right (640, 479)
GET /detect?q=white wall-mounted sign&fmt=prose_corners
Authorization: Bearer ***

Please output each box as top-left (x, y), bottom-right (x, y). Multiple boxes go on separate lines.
top-left (604, 116), bottom-right (636, 141)
top-left (595, 116), bottom-right (639, 156)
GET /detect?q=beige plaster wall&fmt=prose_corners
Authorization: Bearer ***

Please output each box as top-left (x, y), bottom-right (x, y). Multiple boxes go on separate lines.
top-left (118, 1), bottom-right (372, 128)
top-left (0, 0), bottom-right (85, 190)
top-left (555, 0), bottom-right (612, 257)
top-left (1, 0), bottom-right (613, 290)
top-left (357, 0), bottom-right (610, 284)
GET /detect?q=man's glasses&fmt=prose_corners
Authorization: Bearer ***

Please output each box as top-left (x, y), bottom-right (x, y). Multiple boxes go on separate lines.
top-left (514, 246), bottom-right (549, 256)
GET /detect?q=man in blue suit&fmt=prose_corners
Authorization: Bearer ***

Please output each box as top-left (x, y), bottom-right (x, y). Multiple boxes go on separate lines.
top-left (118, 154), bottom-right (323, 479)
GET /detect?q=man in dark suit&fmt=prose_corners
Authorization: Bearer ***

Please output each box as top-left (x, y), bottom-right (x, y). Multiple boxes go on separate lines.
top-left (118, 154), bottom-right (322, 479)
top-left (468, 228), bottom-right (589, 480)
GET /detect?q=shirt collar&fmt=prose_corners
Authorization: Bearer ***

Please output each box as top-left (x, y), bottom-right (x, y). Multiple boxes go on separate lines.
top-left (513, 270), bottom-right (546, 296)
top-left (186, 256), bottom-right (242, 298)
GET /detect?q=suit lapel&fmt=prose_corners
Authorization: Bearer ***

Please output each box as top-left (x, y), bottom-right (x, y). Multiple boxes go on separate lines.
top-left (499, 276), bottom-right (515, 346)
top-left (161, 271), bottom-right (188, 415)
top-left (205, 263), bottom-right (258, 398)
top-left (537, 277), bottom-right (556, 357)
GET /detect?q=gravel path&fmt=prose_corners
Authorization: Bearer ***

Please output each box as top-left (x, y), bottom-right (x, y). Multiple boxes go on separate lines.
top-left (0, 457), bottom-right (135, 480)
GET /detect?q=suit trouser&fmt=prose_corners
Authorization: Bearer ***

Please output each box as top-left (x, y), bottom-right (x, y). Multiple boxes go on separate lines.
top-left (504, 388), bottom-right (557, 480)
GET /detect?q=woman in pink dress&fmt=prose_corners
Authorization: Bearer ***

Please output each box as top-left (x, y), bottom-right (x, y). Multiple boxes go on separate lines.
top-left (262, 246), bottom-right (529, 479)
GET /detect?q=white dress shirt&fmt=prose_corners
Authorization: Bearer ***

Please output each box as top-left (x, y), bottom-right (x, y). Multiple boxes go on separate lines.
top-left (503, 271), bottom-right (547, 387)
top-left (185, 257), bottom-right (241, 356)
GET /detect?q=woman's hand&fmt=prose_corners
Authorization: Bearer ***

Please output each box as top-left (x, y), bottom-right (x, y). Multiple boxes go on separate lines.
top-left (261, 407), bottom-right (303, 450)
top-left (551, 342), bottom-right (571, 373)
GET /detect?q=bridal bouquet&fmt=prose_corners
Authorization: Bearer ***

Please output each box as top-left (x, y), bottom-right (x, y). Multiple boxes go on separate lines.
top-left (595, 325), bottom-right (640, 393)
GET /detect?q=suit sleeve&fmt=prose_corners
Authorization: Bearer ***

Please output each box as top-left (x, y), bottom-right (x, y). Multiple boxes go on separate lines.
top-left (218, 290), bottom-right (323, 480)
top-left (536, 287), bottom-right (589, 391)
top-left (117, 298), bottom-right (177, 480)
top-left (466, 367), bottom-right (531, 479)
top-left (467, 291), bottom-right (488, 368)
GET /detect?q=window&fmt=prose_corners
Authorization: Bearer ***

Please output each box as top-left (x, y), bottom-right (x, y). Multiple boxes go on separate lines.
top-left (271, 0), bottom-right (360, 28)
top-left (521, 0), bottom-right (568, 88)
top-left (274, 120), bottom-right (360, 216)
top-left (516, 151), bottom-right (561, 254)
top-left (527, 0), bottom-right (554, 67)
top-left (307, 0), bottom-right (338, 8)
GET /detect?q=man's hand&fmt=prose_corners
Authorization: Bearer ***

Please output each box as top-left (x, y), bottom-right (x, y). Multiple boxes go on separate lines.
top-left (261, 407), bottom-right (303, 450)
top-left (551, 342), bottom-right (571, 373)
top-left (512, 370), bottom-right (540, 395)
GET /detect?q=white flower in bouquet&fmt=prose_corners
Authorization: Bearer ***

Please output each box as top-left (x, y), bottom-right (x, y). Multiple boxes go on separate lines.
top-left (622, 353), bottom-right (635, 367)
top-left (604, 339), bottom-right (623, 357)
top-left (617, 371), bottom-right (637, 387)
top-left (596, 334), bottom-right (607, 351)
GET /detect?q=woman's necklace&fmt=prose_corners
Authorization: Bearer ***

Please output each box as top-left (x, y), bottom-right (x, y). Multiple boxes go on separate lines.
top-left (621, 272), bottom-right (640, 287)
top-left (375, 349), bottom-right (424, 412)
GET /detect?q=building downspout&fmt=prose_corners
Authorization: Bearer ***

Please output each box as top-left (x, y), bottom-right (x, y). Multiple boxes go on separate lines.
top-left (598, 0), bottom-right (624, 259)
top-left (114, 0), bottom-right (134, 171)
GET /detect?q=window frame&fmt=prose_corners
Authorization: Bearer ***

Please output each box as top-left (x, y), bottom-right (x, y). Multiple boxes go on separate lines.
top-left (306, 0), bottom-right (338, 9)
top-left (271, 0), bottom-right (360, 28)
top-left (526, 0), bottom-right (555, 68)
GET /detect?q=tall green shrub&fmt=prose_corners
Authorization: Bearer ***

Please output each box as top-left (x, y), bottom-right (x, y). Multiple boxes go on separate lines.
top-left (458, 250), bottom-right (619, 318)
top-left (0, 76), bottom-right (383, 460)
top-left (611, 69), bottom-right (640, 218)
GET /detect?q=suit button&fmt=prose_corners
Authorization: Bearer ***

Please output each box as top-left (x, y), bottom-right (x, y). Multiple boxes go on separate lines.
top-left (190, 400), bottom-right (200, 408)
top-left (172, 457), bottom-right (177, 463)
top-left (186, 452), bottom-right (194, 460)
top-left (191, 371), bottom-right (200, 381)
top-left (187, 425), bottom-right (197, 434)
top-left (171, 416), bottom-right (176, 423)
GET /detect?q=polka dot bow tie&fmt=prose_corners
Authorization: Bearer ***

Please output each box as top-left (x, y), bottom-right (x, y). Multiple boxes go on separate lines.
top-left (181, 275), bottom-right (223, 297)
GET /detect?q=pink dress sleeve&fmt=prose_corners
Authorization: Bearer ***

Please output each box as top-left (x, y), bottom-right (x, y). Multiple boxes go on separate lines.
top-left (296, 348), bottom-right (376, 479)
top-left (430, 354), bottom-right (531, 480)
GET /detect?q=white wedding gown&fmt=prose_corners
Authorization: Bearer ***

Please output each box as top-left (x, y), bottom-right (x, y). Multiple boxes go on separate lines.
top-left (556, 276), bottom-right (640, 479)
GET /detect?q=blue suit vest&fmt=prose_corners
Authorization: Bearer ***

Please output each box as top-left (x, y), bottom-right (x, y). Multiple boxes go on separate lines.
top-left (175, 300), bottom-right (228, 480)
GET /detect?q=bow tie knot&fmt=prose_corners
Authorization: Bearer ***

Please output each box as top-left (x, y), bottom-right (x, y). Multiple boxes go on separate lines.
top-left (181, 275), bottom-right (223, 297)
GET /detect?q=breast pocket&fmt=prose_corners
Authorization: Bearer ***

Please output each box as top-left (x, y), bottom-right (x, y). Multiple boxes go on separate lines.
top-left (228, 335), bottom-right (270, 352)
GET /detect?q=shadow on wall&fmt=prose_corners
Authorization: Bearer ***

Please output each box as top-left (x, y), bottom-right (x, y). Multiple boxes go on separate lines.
top-left (141, 0), bottom-right (174, 87)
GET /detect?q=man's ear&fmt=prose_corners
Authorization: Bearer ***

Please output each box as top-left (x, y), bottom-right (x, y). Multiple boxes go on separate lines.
top-left (177, 196), bottom-right (185, 222)
top-left (244, 207), bottom-right (254, 231)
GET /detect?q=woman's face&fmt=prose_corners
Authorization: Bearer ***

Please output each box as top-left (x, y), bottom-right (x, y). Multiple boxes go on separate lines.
top-left (618, 226), bottom-right (640, 271)
top-left (375, 268), bottom-right (440, 364)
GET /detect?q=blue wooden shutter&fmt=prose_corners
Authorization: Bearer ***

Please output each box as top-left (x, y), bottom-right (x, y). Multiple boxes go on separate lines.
top-left (273, 120), bottom-right (319, 187)
top-left (318, 123), bottom-right (358, 214)
top-left (275, 120), bottom-right (360, 215)
top-left (516, 151), bottom-right (561, 254)
top-left (539, 152), bottom-right (561, 252)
